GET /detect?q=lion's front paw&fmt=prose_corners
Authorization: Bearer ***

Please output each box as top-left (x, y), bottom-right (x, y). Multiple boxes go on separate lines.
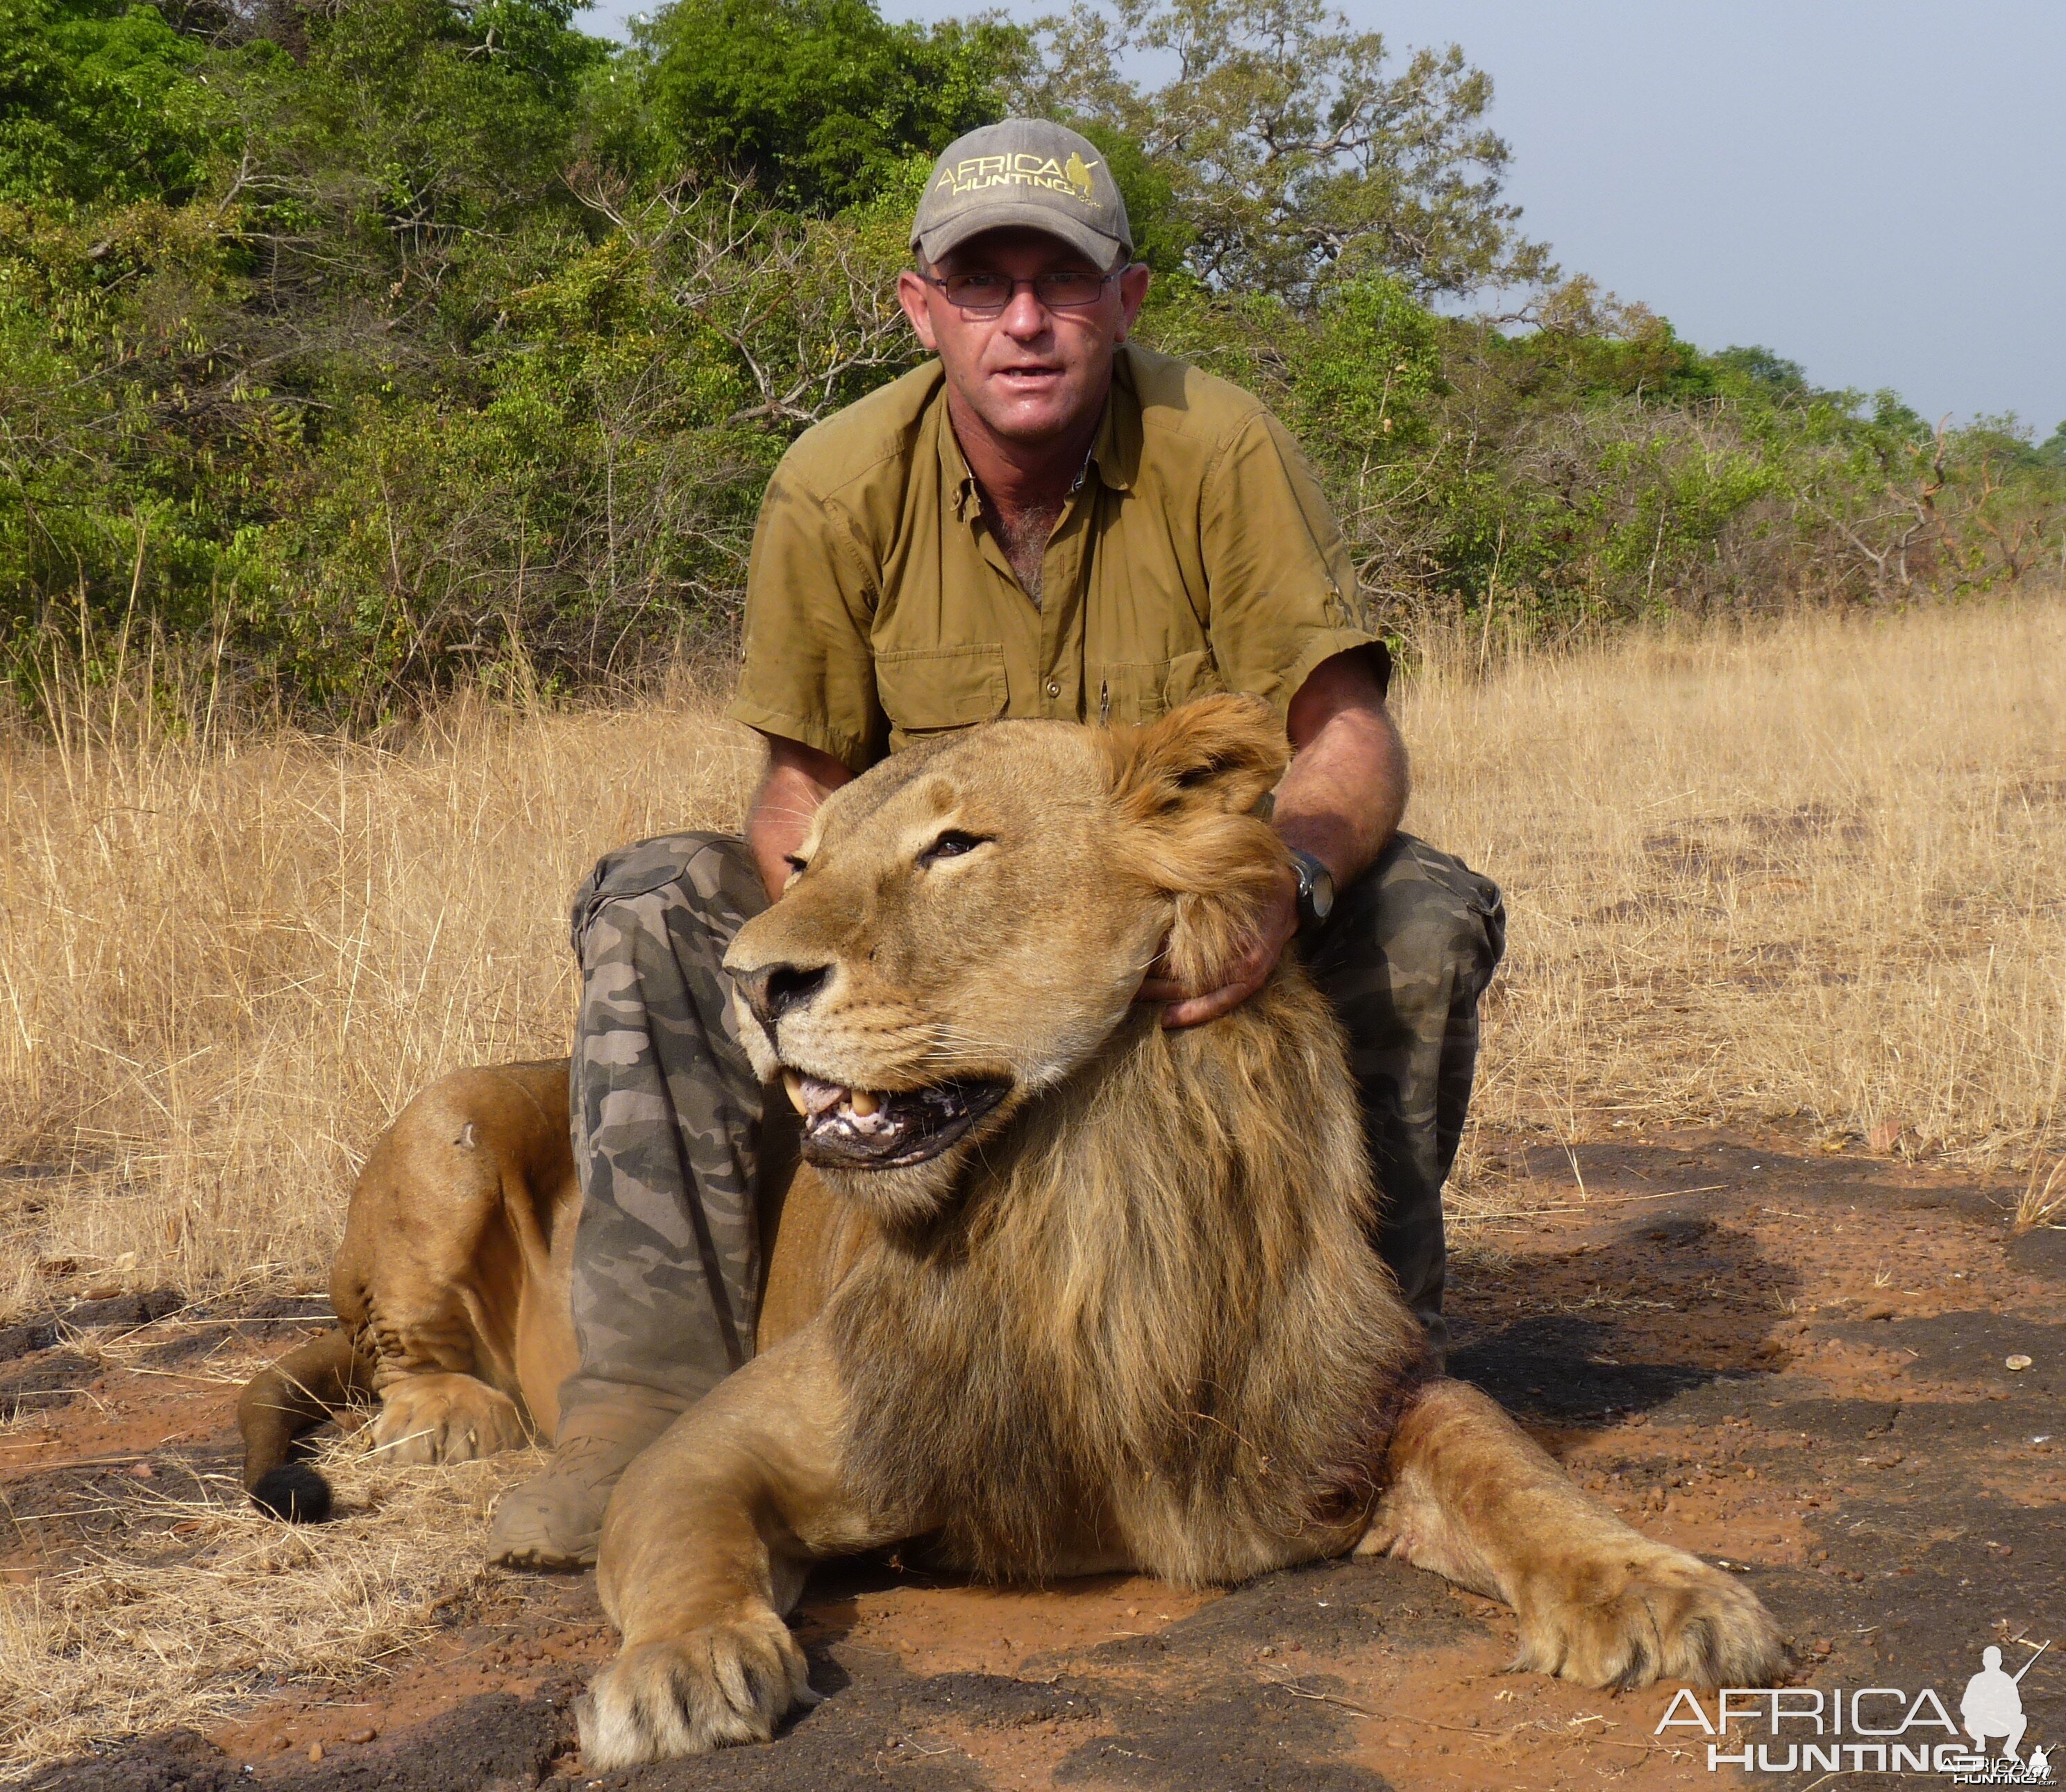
top-left (370, 1373), bottom-right (529, 1465)
top-left (578, 1609), bottom-right (820, 1767)
top-left (1514, 1540), bottom-right (1784, 1692)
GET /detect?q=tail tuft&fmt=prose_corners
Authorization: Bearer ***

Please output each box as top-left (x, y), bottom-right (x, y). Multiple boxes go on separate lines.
top-left (251, 1462), bottom-right (333, 1523)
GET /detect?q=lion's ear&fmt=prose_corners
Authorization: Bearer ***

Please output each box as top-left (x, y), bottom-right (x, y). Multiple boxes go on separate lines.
top-left (1105, 696), bottom-right (1291, 993)
top-left (1105, 694), bottom-right (1288, 820)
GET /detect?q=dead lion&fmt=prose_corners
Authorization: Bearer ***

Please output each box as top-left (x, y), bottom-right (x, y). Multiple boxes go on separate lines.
top-left (239, 695), bottom-right (1783, 1766)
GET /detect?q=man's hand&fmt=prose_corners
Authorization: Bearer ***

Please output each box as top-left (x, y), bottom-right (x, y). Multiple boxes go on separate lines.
top-left (1139, 646), bottom-right (1405, 1029)
top-left (1136, 863), bottom-right (1300, 1028)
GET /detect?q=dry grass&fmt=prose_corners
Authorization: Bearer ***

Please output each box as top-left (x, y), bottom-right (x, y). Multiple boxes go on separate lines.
top-left (0, 675), bottom-right (758, 1309)
top-left (1402, 598), bottom-right (2066, 1201)
top-left (0, 1417), bottom-right (539, 1773)
top-left (2, 599), bottom-right (2061, 1298)
top-left (0, 597), bottom-right (2060, 1764)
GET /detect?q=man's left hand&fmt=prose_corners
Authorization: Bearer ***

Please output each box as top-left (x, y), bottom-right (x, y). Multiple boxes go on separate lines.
top-left (1136, 864), bottom-right (1300, 1029)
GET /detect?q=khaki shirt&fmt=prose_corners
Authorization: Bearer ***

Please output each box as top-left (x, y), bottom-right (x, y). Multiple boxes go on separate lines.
top-left (726, 342), bottom-right (1386, 773)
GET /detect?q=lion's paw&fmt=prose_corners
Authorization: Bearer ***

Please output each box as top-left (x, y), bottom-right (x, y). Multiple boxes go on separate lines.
top-left (371, 1373), bottom-right (528, 1465)
top-left (1513, 1540), bottom-right (1784, 1692)
top-left (578, 1609), bottom-right (820, 1767)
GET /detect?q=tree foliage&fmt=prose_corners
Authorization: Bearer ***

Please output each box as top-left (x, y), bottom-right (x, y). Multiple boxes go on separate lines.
top-left (0, 0), bottom-right (2060, 721)
top-left (640, 0), bottom-right (1016, 210)
top-left (1016, 0), bottom-right (1552, 301)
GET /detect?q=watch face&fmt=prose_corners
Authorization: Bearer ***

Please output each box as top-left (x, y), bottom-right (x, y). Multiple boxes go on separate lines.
top-left (1295, 852), bottom-right (1335, 927)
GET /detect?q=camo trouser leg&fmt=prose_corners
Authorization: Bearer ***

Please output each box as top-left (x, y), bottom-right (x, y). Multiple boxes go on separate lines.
top-left (1304, 831), bottom-right (1506, 1368)
top-left (555, 832), bottom-right (773, 1446)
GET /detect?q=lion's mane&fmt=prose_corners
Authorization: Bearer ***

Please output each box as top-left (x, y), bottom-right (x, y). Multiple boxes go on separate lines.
top-left (829, 965), bottom-right (1428, 1585)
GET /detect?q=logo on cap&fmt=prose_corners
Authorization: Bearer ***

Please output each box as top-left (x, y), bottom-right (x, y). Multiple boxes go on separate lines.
top-left (933, 151), bottom-right (1102, 206)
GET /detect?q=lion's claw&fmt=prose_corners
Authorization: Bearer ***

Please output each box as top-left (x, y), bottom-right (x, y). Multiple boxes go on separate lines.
top-left (1513, 1542), bottom-right (1784, 1691)
top-left (579, 1609), bottom-right (819, 1767)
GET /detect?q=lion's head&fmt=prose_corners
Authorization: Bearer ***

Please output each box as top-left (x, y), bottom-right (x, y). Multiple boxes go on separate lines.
top-left (724, 697), bottom-right (1291, 1227)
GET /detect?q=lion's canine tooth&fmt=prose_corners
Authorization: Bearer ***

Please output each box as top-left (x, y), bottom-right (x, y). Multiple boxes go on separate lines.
top-left (850, 1089), bottom-right (880, 1117)
top-left (782, 1069), bottom-right (808, 1115)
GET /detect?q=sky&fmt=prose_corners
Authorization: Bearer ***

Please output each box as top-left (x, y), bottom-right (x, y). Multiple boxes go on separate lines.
top-left (576, 0), bottom-right (2066, 432)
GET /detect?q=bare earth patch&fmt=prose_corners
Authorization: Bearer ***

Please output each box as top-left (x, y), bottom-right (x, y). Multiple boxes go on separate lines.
top-left (2, 1129), bottom-right (2057, 1790)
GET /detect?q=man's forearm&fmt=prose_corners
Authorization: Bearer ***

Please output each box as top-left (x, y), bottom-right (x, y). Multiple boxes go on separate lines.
top-left (1275, 642), bottom-right (1409, 889)
top-left (745, 736), bottom-right (853, 901)
top-left (1273, 702), bottom-right (1406, 888)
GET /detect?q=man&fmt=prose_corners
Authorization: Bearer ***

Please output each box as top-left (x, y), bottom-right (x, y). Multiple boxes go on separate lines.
top-left (487, 119), bottom-right (1504, 1569)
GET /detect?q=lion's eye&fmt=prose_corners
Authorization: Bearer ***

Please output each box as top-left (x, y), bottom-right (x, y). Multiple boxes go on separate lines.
top-left (782, 854), bottom-right (808, 890)
top-left (919, 830), bottom-right (988, 867)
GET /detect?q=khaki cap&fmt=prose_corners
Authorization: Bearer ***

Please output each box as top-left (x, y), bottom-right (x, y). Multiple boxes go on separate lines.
top-left (913, 119), bottom-right (1132, 270)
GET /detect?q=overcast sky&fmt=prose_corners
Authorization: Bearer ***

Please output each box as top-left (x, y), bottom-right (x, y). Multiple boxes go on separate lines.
top-left (577, 0), bottom-right (2066, 433)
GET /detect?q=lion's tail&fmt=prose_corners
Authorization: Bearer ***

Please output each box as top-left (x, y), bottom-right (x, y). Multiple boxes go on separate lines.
top-left (236, 1326), bottom-right (373, 1522)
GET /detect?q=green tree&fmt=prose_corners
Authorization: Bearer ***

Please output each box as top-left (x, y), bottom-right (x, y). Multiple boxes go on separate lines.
top-left (1017, 0), bottom-right (1552, 302)
top-left (0, 0), bottom-right (231, 206)
top-left (640, 0), bottom-right (1019, 210)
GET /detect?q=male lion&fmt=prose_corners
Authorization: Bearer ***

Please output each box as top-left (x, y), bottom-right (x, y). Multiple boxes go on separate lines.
top-left (240, 695), bottom-right (1782, 1768)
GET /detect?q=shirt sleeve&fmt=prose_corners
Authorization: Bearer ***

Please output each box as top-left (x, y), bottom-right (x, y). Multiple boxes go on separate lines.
top-left (724, 465), bottom-right (888, 773)
top-left (1197, 410), bottom-right (1392, 718)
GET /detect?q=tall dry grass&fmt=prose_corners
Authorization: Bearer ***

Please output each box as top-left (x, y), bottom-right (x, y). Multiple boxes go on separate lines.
top-left (0, 670), bottom-right (757, 1312)
top-left (2, 599), bottom-right (2063, 1312)
top-left (1406, 597), bottom-right (2066, 1186)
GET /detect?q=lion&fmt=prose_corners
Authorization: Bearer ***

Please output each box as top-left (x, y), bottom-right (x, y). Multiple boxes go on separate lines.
top-left (238, 695), bottom-right (1783, 1768)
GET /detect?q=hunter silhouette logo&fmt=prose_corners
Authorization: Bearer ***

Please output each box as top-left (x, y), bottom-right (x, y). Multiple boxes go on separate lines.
top-left (934, 151), bottom-right (1103, 205)
top-left (1961, 1643), bottom-right (2051, 1776)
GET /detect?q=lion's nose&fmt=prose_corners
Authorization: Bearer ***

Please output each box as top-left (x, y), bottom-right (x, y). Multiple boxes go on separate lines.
top-left (737, 962), bottom-right (831, 1030)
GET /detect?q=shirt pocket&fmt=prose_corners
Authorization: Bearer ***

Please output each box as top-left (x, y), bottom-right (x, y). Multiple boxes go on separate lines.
top-left (1160, 648), bottom-right (1226, 711)
top-left (876, 641), bottom-right (1009, 748)
top-left (1089, 661), bottom-right (1169, 727)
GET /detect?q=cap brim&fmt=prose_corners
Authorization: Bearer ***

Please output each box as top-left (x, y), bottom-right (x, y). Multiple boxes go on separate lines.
top-left (915, 201), bottom-right (1129, 271)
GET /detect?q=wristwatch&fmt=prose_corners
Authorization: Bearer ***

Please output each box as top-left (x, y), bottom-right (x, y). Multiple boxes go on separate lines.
top-left (1289, 848), bottom-right (1336, 936)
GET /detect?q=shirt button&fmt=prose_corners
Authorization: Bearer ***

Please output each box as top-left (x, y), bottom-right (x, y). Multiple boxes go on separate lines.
top-left (1045, 679), bottom-right (1061, 699)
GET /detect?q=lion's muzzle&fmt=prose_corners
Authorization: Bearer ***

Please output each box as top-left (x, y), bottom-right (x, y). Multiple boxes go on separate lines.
top-left (782, 1070), bottom-right (1009, 1169)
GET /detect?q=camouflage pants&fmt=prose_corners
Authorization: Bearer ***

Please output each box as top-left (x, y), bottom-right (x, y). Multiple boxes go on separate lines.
top-left (555, 829), bottom-right (1503, 1444)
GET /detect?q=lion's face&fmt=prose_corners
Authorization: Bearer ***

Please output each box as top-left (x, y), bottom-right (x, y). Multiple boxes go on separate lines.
top-left (724, 698), bottom-right (1290, 1226)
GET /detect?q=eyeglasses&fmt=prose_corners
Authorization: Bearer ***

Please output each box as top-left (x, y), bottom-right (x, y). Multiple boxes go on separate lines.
top-left (923, 270), bottom-right (1116, 318)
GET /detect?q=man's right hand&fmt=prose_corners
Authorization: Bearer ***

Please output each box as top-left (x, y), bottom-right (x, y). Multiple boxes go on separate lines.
top-left (746, 735), bottom-right (854, 902)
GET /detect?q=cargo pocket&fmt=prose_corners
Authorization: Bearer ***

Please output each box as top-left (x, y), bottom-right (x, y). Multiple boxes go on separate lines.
top-left (877, 641), bottom-right (1008, 750)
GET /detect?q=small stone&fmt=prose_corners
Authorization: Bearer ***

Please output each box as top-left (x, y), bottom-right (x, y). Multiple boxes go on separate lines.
top-left (2006, 1354), bottom-right (2032, 1371)
top-left (344, 1727), bottom-right (376, 1745)
top-left (126, 1461), bottom-right (155, 1480)
top-left (1859, 1301), bottom-right (1896, 1321)
top-left (1811, 1639), bottom-right (1833, 1658)
top-left (308, 1743), bottom-right (324, 1763)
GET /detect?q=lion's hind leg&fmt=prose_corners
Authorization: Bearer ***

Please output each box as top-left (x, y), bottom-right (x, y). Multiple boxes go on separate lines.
top-left (1361, 1379), bottom-right (1783, 1691)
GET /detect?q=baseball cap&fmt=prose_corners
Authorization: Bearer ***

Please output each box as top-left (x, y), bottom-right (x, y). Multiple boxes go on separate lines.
top-left (912, 119), bottom-right (1133, 271)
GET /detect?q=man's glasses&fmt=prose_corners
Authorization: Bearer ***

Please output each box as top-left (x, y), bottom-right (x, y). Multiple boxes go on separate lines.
top-left (923, 270), bottom-right (1116, 318)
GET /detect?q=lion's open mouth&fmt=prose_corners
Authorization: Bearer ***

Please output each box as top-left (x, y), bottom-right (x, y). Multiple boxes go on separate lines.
top-left (783, 1070), bottom-right (1009, 1169)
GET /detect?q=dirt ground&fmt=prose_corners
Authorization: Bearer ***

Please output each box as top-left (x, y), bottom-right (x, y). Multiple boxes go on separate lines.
top-left (6, 1126), bottom-right (2058, 1792)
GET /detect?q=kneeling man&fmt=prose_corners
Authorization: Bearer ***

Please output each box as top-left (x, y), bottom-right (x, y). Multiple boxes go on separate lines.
top-left (490, 118), bottom-right (1506, 1568)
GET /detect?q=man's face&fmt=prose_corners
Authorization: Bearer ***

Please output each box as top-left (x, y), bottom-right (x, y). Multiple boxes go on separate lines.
top-left (896, 228), bottom-right (1151, 450)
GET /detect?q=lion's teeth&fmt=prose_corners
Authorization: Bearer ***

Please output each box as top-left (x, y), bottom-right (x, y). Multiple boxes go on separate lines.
top-left (850, 1088), bottom-right (880, 1117)
top-left (782, 1069), bottom-right (808, 1115)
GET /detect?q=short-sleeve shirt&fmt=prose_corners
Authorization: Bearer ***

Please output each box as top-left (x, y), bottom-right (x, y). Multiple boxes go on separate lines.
top-left (725, 342), bottom-right (1388, 773)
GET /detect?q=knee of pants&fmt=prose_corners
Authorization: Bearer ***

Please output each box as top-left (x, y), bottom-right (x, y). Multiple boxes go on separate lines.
top-left (569, 830), bottom-right (762, 965)
top-left (1320, 861), bottom-right (1503, 1031)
